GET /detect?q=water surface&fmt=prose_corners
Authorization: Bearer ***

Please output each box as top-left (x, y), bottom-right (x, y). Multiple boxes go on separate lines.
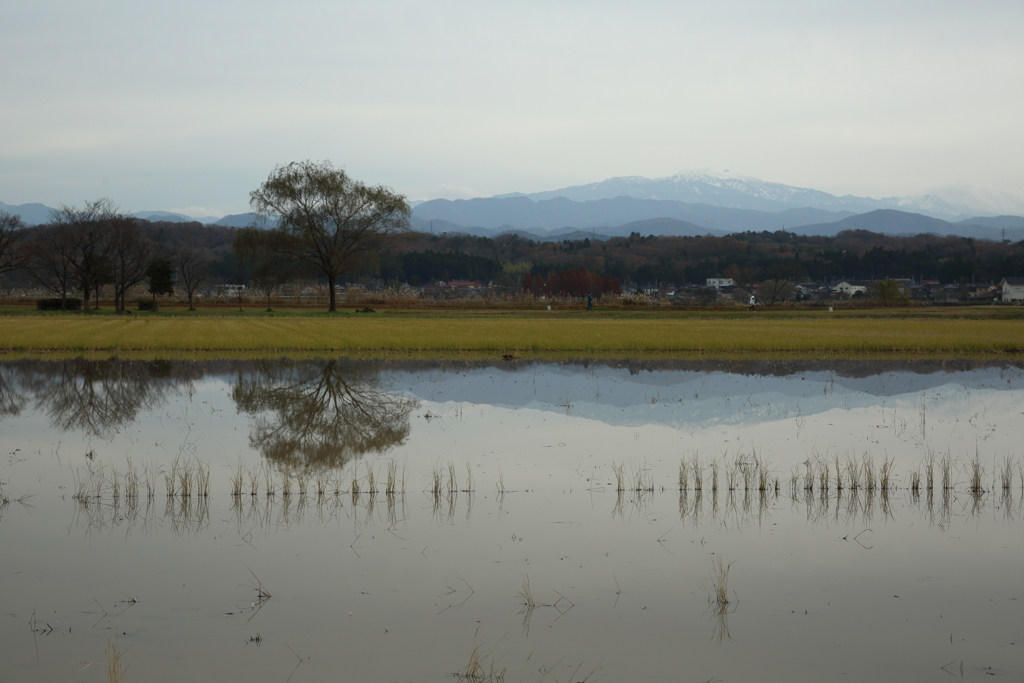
top-left (1, 359), bottom-right (1021, 682)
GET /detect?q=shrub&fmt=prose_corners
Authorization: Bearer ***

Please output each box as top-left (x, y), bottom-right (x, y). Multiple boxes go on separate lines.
top-left (36, 297), bottom-right (82, 311)
top-left (137, 299), bottom-right (158, 311)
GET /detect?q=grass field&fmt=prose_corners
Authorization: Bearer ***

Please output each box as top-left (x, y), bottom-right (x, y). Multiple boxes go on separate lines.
top-left (3, 300), bottom-right (1024, 320)
top-left (1, 307), bottom-right (1021, 359)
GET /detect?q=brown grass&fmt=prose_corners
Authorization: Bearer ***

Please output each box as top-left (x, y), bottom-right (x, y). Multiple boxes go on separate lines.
top-left (709, 556), bottom-right (734, 606)
top-left (106, 637), bottom-right (127, 683)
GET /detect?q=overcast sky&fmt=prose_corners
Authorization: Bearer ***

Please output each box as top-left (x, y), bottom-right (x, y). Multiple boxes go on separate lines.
top-left (2, 0), bottom-right (1022, 217)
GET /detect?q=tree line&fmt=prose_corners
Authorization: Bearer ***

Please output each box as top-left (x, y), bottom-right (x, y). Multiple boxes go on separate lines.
top-left (385, 229), bottom-right (1024, 287)
top-left (0, 161), bottom-right (412, 312)
top-left (4, 163), bottom-right (1022, 311)
top-left (0, 201), bottom-right (209, 311)
top-left (521, 267), bottom-right (622, 297)
top-left (6, 210), bottom-right (1022, 309)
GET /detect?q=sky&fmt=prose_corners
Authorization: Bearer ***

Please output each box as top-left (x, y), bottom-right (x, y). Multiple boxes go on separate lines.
top-left (2, 0), bottom-right (1022, 218)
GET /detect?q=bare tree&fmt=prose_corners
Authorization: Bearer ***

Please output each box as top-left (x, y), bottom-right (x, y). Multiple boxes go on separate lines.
top-left (0, 212), bottom-right (30, 280)
top-left (108, 217), bottom-right (153, 313)
top-left (758, 278), bottom-right (797, 306)
top-left (723, 264), bottom-right (756, 293)
top-left (234, 227), bottom-right (295, 311)
top-left (49, 199), bottom-right (123, 311)
top-left (249, 160), bottom-right (411, 312)
top-left (28, 224), bottom-right (78, 308)
top-left (176, 247), bottom-right (209, 311)
top-left (758, 264), bottom-right (803, 306)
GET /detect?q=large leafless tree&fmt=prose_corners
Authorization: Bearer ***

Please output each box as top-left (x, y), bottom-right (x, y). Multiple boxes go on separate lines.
top-left (175, 246), bottom-right (209, 311)
top-left (108, 216), bottom-right (153, 313)
top-left (47, 199), bottom-right (124, 311)
top-left (28, 224), bottom-right (78, 308)
top-left (249, 160), bottom-right (411, 312)
top-left (234, 227), bottom-right (295, 312)
top-left (0, 212), bottom-right (30, 281)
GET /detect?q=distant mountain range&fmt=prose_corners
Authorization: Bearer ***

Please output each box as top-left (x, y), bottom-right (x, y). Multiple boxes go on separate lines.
top-left (412, 196), bottom-right (855, 235)
top-left (790, 210), bottom-right (1024, 240)
top-left (496, 169), bottom-right (1023, 220)
top-left (412, 199), bottom-right (1024, 242)
top-left (0, 202), bottom-right (261, 229)
top-left (410, 169), bottom-right (1024, 241)
top-left (4, 169), bottom-right (1023, 242)
top-left (134, 210), bottom-right (223, 224)
top-left (0, 201), bottom-right (52, 226)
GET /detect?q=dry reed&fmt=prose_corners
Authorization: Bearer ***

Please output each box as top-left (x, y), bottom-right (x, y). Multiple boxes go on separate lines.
top-left (105, 637), bottom-right (127, 683)
top-left (248, 569), bottom-right (271, 601)
top-left (446, 462), bottom-right (457, 496)
top-left (430, 464), bottom-right (442, 495)
top-left (612, 462), bottom-right (625, 492)
top-left (708, 556), bottom-right (734, 606)
top-left (968, 452), bottom-right (985, 493)
top-left (518, 574), bottom-right (536, 609)
top-left (879, 456), bottom-right (895, 491)
top-left (385, 460), bottom-right (398, 495)
top-left (365, 464), bottom-right (376, 496)
top-left (997, 455), bottom-right (1014, 492)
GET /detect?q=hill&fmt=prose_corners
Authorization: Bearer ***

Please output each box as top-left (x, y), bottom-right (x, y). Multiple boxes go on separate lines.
top-left (0, 201), bottom-right (53, 226)
top-left (791, 210), bottom-right (1024, 242)
top-left (509, 170), bottom-right (998, 220)
top-left (412, 195), bottom-right (852, 234)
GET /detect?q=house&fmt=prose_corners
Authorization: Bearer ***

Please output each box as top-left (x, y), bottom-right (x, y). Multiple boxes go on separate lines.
top-left (964, 283), bottom-right (999, 300)
top-left (706, 278), bottom-right (733, 289)
top-left (1001, 277), bottom-right (1024, 303)
top-left (833, 280), bottom-right (872, 297)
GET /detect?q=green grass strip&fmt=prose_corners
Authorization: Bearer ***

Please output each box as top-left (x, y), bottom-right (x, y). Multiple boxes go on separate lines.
top-left (1, 317), bottom-right (1021, 358)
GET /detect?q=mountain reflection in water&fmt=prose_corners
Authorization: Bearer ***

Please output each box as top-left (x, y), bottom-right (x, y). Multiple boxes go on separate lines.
top-left (1, 357), bottom-right (1021, 470)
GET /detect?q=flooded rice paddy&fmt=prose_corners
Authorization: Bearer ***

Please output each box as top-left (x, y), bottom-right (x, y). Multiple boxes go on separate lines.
top-left (1, 358), bottom-right (1021, 682)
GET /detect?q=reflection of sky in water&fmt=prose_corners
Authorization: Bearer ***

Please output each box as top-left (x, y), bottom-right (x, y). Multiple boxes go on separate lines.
top-left (393, 363), bottom-right (1023, 488)
top-left (399, 363), bottom-right (1022, 428)
top-left (1, 361), bottom-right (1021, 489)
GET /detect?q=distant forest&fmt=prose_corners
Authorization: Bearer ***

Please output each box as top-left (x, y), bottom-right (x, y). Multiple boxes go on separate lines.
top-left (376, 229), bottom-right (1024, 288)
top-left (5, 220), bottom-right (1024, 293)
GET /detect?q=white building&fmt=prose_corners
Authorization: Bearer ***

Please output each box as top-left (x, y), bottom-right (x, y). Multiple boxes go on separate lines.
top-left (1001, 277), bottom-right (1024, 303)
top-left (833, 280), bottom-right (871, 297)
top-left (706, 278), bottom-right (734, 289)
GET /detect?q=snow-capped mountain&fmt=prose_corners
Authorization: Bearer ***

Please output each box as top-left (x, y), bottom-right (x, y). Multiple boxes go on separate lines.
top-left (508, 169), bottom-right (1013, 221)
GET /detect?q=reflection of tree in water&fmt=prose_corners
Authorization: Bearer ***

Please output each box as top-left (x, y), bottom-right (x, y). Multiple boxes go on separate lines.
top-left (15, 359), bottom-right (196, 439)
top-left (231, 360), bottom-right (417, 470)
top-left (0, 363), bottom-right (28, 418)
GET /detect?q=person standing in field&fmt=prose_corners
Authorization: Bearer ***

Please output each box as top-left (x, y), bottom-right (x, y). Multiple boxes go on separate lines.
top-left (748, 293), bottom-right (756, 311)
top-left (587, 292), bottom-right (593, 311)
